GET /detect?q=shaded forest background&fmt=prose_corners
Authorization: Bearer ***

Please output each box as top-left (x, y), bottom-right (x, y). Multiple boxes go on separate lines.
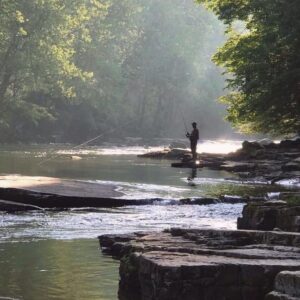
top-left (0, 0), bottom-right (236, 143)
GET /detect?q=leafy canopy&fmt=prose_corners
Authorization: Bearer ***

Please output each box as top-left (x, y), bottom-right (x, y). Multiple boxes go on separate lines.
top-left (0, 0), bottom-right (228, 142)
top-left (198, 0), bottom-right (300, 135)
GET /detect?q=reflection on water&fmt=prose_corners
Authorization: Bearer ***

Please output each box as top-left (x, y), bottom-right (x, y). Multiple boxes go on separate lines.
top-left (0, 239), bottom-right (119, 300)
top-left (199, 140), bottom-right (241, 154)
top-left (0, 143), bottom-right (293, 300)
top-left (0, 144), bottom-right (288, 200)
top-left (0, 140), bottom-right (240, 157)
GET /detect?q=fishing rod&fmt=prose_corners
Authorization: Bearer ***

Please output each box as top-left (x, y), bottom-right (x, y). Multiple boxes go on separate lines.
top-left (38, 120), bottom-right (134, 166)
top-left (180, 108), bottom-right (188, 134)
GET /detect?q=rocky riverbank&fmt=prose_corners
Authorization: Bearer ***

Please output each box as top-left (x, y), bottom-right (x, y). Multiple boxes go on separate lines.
top-left (99, 228), bottom-right (300, 300)
top-left (139, 137), bottom-right (300, 186)
top-left (0, 185), bottom-right (265, 212)
top-left (98, 188), bottom-right (300, 299)
top-left (238, 193), bottom-right (300, 232)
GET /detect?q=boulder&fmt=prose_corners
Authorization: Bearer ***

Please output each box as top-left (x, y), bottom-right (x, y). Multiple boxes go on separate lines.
top-left (279, 138), bottom-right (300, 149)
top-left (99, 229), bottom-right (300, 300)
top-left (220, 195), bottom-right (265, 204)
top-left (242, 140), bottom-right (264, 152)
top-left (265, 271), bottom-right (300, 300)
top-left (122, 251), bottom-right (300, 300)
top-left (275, 271), bottom-right (300, 298)
top-left (138, 138), bottom-right (300, 185)
top-left (238, 201), bottom-right (300, 232)
top-left (220, 161), bottom-right (256, 172)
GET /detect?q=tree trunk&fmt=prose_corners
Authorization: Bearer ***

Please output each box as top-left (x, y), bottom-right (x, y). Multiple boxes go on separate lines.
top-left (138, 74), bottom-right (147, 131)
top-left (0, 71), bottom-right (12, 104)
top-left (153, 89), bottom-right (164, 136)
top-left (0, 34), bottom-right (19, 104)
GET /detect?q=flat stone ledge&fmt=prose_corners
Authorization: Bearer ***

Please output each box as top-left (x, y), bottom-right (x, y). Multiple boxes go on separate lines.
top-left (238, 201), bottom-right (300, 232)
top-left (0, 176), bottom-right (267, 211)
top-left (265, 271), bottom-right (300, 299)
top-left (265, 291), bottom-right (299, 300)
top-left (141, 250), bottom-right (300, 268)
top-left (99, 228), bottom-right (300, 300)
top-left (0, 175), bottom-right (122, 198)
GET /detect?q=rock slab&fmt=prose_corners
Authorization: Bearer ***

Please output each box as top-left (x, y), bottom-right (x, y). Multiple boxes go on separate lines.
top-left (99, 228), bottom-right (300, 300)
top-left (238, 201), bottom-right (300, 232)
top-left (265, 271), bottom-right (300, 300)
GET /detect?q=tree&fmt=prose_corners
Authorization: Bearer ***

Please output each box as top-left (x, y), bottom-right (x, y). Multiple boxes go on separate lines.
top-left (122, 0), bottom-right (227, 138)
top-left (0, 0), bottom-right (231, 142)
top-left (0, 0), bottom-right (106, 141)
top-left (197, 0), bottom-right (300, 135)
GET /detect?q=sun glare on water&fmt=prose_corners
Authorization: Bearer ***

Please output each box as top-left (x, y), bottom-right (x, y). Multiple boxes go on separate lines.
top-left (198, 140), bottom-right (242, 154)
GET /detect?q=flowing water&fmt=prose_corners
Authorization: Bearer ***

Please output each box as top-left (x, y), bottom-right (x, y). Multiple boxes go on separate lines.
top-left (0, 141), bottom-right (292, 300)
top-left (0, 239), bottom-right (119, 300)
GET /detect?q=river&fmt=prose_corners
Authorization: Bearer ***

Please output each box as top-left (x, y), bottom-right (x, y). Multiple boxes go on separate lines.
top-left (0, 141), bottom-right (291, 300)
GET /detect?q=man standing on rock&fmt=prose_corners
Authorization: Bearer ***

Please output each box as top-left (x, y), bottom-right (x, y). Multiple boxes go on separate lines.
top-left (186, 122), bottom-right (199, 160)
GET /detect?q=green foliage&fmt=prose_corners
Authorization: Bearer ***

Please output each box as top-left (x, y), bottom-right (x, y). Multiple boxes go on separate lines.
top-left (120, 0), bottom-right (227, 138)
top-left (0, 0), bottom-right (107, 141)
top-left (0, 0), bottom-right (228, 143)
top-left (198, 0), bottom-right (300, 135)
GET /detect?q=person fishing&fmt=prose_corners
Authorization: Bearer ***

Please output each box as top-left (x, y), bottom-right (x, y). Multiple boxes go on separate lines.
top-left (186, 122), bottom-right (199, 160)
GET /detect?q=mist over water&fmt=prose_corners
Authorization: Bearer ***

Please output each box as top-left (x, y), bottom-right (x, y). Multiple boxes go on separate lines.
top-left (0, 141), bottom-right (248, 300)
top-left (0, 141), bottom-right (287, 300)
top-left (0, 0), bottom-right (278, 299)
top-left (52, 140), bottom-right (242, 156)
top-left (0, 0), bottom-right (239, 143)
top-left (0, 142), bottom-right (289, 243)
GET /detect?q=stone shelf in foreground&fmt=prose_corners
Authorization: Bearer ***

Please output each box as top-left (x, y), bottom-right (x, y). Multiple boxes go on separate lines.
top-left (99, 228), bottom-right (300, 300)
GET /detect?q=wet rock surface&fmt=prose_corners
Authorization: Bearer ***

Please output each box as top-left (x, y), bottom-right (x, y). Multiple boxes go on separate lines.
top-left (0, 187), bottom-right (193, 210)
top-left (0, 187), bottom-right (165, 210)
top-left (265, 271), bottom-right (300, 300)
top-left (0, 175), bottom-right (123, 198)
top-left (0, 175), bottom-right (267, 211)
top-left (238, 198), bottom-right (300, 232)
top-left (0, 187), bottom-right (260, 211)
top-left (99, 228), bottom-right (300, 300)
top-left (139, 138), bottom-right (300, 185)
top-left (0, 199), bottom-right (44, 212)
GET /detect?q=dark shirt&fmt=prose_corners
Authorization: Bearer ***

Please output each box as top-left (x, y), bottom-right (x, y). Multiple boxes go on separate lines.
top-left (190, 128), bottom-right (199, 143)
